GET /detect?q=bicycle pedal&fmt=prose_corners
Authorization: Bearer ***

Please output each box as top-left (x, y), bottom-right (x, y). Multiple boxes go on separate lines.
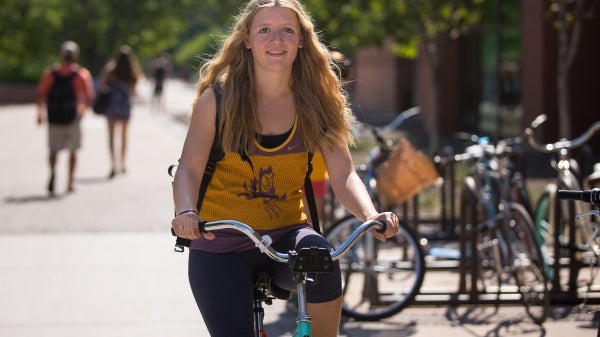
top-left (289, 247), bottom-right (334, 272)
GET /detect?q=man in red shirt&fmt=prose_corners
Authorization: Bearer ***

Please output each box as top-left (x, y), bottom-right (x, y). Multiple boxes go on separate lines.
top-left (37, 41), bottom-right (95, 194)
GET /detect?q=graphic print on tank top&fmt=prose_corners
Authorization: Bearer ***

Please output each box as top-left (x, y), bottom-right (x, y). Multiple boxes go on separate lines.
top-left (242, 165), bottom-right (288, 219)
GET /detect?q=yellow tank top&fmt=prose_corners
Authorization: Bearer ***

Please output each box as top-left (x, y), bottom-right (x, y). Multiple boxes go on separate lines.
top-left (200, 119), bottom-right (309, 230)
top-left (310, 151), bottom-right (329, 182)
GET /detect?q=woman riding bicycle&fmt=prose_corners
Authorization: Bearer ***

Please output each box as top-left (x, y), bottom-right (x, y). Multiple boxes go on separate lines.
top-left (171, 1), bottom-right (399, 337)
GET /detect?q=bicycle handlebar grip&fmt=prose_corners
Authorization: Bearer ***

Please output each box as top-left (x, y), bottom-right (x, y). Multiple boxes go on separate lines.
top-left (557, 188), bottom-right (600, 207)
top-left (168, 164), bottom-right (178, 177)
top-left (198, 220), bottom-right (209, 233)
top-left (375, 220), bottom-right (387, 234)
top-left (170, 228), bottom-right (191, 252)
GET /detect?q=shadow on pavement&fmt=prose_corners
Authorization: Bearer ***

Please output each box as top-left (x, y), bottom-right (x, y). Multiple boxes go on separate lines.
top-left (4, 194), bottom-right (65, 203)
top-left (76, 175), bottom-right (113, 185)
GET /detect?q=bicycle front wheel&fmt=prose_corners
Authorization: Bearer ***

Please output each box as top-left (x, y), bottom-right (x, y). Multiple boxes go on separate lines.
top-left (506, 203), bottom-right (549, 325)
top-left (534, 190), bottom-right (556, 281)
top-left (326, 215), bottom-right (425, 321)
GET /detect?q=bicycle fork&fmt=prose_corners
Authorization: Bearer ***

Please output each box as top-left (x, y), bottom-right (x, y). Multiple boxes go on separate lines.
top-left (253, 298), bottom-right (268, 337)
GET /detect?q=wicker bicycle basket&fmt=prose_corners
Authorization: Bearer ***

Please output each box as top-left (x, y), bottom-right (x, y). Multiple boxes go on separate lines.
top-left (376, 137), bottom-right (439, 205)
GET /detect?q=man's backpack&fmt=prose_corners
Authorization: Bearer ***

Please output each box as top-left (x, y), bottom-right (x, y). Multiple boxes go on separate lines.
top-left (47, 69), bottom-right (79, 125)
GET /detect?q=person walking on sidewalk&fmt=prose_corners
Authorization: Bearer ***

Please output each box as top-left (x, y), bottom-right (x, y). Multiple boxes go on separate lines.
top-left (97, 45), bottom-right (143, 178)
top-left (36, 40), bottom-right (94, 194)
top-left (150, 52), bottom-right (172, 112)
top-left (170, 1), bottom-right (399, 336)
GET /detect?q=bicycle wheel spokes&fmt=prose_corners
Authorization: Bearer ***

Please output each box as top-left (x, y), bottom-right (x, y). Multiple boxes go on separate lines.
top-left (327, 216), bottom-right (425, 321)
top-left (477, 233), bottom-right (504, 297)
top-left (507, 203), bottom-right (549, 325)
top-left (461, 187), bottom-right (504, 297)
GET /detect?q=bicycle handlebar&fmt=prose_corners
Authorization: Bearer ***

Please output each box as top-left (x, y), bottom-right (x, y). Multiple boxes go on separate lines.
top-left (557, 188), bottom-right (600, 208)
top-left (377, 107), bottom-right (421, 132)
top-left (370, 107), bottom-right (421, 153)
top-left (454, 132), bottom-right (523, 148)
top-left (173, 219), bottom-right (386, 262)
top-left (524, 114), bottom-right (600, 154)
top-left (434, 141), bottom-right (511, 165)
top-left (434, 131), bottom-right (523, 165)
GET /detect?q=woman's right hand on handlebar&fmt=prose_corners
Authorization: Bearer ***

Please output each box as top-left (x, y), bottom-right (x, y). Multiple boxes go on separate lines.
top-left (171, 212), bottom-right (215, 240)
top-left (368, 211), bottom-right (399, 242)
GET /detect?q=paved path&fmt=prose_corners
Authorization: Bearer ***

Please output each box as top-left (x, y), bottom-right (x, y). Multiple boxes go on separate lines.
top-left (0, 79), bottom-right (597, 337)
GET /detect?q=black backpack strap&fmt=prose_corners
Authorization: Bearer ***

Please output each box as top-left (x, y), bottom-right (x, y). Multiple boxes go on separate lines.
top-left (196, 83), bottom-right (225, 210)
top-left (174, 82), bottom-right (224, 251)
top-left (304, 151), bottom-right (322, 235)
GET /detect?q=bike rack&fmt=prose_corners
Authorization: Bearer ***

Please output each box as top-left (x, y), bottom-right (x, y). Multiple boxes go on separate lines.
top-left (395, 148), bottom-right (600, 306)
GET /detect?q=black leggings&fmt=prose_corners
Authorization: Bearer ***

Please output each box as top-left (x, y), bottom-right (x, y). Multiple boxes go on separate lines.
top-left (188, 227), bottom-right (341, 337)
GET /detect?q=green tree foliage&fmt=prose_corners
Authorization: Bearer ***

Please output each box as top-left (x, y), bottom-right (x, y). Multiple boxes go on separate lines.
top-left (304, 0), bottom-right (485, 57)
top-left (173, 0), bottom-right (245, 75)
top-left (0, 0), bottom-right (196, 82)
top-left (304, 0), bottom-right (394, 51)
top-left (304, 0), bottom-right (486, 150)
top-left (0, 0), bottom-right (487, 90)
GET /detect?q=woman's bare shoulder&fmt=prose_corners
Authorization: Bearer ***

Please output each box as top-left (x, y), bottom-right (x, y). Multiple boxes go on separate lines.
top-left (189, 86), bottom-right (218, 129)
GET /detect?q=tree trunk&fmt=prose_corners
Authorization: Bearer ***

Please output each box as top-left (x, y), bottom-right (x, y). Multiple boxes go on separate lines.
top-left (556, 0), bottom-right (586, 139)
top-left (422, 39), bottom-right (441, 154)
top-left (557, 22), bottom-right (571, 139)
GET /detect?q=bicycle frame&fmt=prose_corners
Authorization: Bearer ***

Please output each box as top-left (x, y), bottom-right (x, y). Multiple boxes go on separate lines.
top-left (462, 138), bottom-right (514, 294)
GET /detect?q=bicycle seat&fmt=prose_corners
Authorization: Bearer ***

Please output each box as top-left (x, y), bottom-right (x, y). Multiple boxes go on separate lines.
top-left (254, 272), bottom-right (293, 302)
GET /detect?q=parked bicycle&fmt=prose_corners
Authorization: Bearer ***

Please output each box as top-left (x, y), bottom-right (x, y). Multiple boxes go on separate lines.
top-left (178, 219), bottom-right (385, 337)
top-left (321, 107), bottom-right (430, 229)
top-left (451, 130), bottom-right (535, 218)
top-left (556, 188), bottom-right (600, 311)
top-left (525, 115), bottom-right (600, 294)
top-left (452, 133), bottom-right (548, 325)
top-left (325, 107), bottom-right (429, 321)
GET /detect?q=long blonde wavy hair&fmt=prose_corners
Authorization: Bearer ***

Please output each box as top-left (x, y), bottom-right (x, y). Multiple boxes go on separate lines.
top-left (194, 0), bottom-right (354, 155)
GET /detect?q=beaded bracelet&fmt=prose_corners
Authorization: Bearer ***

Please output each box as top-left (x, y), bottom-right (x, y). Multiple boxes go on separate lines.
top-left (177, 209), bottom-right (199, 216)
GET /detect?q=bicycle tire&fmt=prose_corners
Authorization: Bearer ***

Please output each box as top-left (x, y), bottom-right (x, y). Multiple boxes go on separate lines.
top-left (535, 181), bottom-right (582, 282)
top-left (534, 190), bottom-right (557, 281)
top-left (326, 215), bottom-right (425, 321)
top-left (511, 173), bottom-right (535, 218)
top-left (460, 182), bottom-right (503, 297)
top-left (505, 203), bottom-right (549, 325)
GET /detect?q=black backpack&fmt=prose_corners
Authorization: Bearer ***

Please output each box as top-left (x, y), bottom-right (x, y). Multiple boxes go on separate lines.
top-left (47, 69), bottom-right (79, 124)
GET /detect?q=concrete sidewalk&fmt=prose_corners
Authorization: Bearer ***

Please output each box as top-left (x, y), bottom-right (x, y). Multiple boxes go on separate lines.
top-left (0, 79), bottom-right (597, 337)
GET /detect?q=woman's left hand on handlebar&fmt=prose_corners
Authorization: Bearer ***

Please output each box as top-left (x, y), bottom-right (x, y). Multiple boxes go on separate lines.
top-left (171, 212), bottom-right (215, 240)
top-left (368, 212), bottom-right (399, 242)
